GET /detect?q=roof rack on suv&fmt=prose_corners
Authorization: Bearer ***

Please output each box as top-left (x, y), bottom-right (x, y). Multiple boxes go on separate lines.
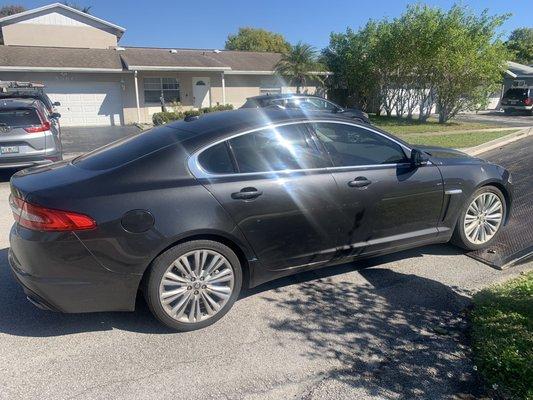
top-left (0, 81), bottom-right (46, 93)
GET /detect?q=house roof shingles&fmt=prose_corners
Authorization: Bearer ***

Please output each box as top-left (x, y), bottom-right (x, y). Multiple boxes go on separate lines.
top-left (0, 45), bottom-right (282, 73)
top-left (0, 45), bottom-right (123, 70)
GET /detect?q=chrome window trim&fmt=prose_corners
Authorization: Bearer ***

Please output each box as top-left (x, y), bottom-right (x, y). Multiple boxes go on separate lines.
top-left (188, 119), bottom-right (414, 179)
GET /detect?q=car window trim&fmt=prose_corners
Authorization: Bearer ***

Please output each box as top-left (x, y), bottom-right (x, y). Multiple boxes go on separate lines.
top-left (188, 120), bottom-right (413, 179)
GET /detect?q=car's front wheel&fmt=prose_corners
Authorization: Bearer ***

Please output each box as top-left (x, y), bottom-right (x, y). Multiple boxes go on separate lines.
top-left (452, 186), bottom-right (506, 251)
top-left (145, 240), bottom-right (242, 331)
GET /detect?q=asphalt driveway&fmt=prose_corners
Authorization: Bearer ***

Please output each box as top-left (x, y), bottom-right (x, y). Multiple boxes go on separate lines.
top-left (0, 136), bottom-right (531, 400)
top-left (61, 125), bottom-right (141, 155)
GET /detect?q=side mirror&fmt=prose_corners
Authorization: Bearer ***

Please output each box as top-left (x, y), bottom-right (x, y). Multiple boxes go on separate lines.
top-left (410, 148), bottom-right (429, 167)
top-left (50, 112), bottom-right (61, 119)
top-left (53, 101), bottom-right (61, 106)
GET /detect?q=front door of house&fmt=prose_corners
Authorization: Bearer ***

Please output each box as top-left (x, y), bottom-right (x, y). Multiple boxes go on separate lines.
top-left (193, 77), bottom-right (211, 108)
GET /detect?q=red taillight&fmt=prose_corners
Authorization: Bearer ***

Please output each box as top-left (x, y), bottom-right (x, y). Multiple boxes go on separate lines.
top-left (23, 108), bottom-right (51, 133)
top-left (524, 97), bottom-right (533, 106)
top-left (24, 121), bottom-right (51, 133)
top-left (9, 194), bottom-right (96, 231)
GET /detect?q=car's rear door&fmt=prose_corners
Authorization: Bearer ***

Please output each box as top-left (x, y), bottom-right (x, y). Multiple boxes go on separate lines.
top-left (310, 121), bottom-right (444, 257)
top-left (191, 122), bottom-right (344, 271)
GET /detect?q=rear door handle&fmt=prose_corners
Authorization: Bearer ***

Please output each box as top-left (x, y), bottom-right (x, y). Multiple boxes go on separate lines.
top-left (231, 187), bottom-right (263, 200)
top-left (348, 176), bottom-right (372, 188)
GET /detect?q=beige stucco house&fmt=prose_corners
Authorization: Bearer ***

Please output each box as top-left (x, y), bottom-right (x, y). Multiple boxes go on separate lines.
top-left (0, 3), bottom-right (319, 126)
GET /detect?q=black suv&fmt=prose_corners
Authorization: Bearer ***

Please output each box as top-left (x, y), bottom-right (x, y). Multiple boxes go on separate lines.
top-left (241, 94), bottom-right (370, 124)
top-left (501, 87), bottom-right (533, 115)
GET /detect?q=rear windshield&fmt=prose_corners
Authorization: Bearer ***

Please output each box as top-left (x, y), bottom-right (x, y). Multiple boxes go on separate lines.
top-left (0, 109), bottom-right (40, 128)
top-left (73, 125), bottom-right (196, 171)
top-left (503, 88), bottom-right (529, 99)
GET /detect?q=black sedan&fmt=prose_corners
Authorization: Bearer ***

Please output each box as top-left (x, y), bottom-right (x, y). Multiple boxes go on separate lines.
top-left (241, 93), bottom-right (371, 124)
top-left (9, 109), bottom-right (512, 331)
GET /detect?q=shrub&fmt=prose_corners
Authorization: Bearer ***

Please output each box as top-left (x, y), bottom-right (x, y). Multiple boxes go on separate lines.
top-left (152, 104), bottom-right (234, 125)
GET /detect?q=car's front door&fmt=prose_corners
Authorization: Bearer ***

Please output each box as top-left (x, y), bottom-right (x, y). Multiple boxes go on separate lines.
top-left (310, 121), bottom-right (444, 257)
top-left (193, 122), bottom-right (343, 271)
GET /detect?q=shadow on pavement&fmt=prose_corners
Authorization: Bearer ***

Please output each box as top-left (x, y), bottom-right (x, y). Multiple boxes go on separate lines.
top-left (254, 245), bottom-right (484, 399)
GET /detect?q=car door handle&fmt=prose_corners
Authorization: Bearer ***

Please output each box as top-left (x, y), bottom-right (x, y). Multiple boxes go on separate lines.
top-left (348, 177), bottom-right (372, 188)
top-left (231, 187), bottom-right (263, 200)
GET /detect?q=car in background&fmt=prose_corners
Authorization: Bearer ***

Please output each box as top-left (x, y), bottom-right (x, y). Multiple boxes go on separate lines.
top-left (0, 98), bottom-right (62, 168)
top-left (241, 94), bottom-right (371, 124)
top-left (501, 87), bottom-right (533, 115)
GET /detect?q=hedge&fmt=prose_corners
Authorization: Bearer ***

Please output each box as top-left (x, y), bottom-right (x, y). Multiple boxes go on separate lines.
top-left (152, 104), bottom-right (234, 125)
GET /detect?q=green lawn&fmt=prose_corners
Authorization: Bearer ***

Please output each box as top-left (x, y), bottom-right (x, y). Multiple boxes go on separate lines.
top-left (470, 271), bottom-right (533, 400)
top-left (369, 114), bottom-right (499, 134)
top-left (396, 130), bottom-right (517, 148)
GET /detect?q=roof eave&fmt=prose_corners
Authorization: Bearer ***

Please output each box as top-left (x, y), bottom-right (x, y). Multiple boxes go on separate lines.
top-left (126, 66), bottom-right (231, 72)
top-left (0, 66), bottom-right (125, 73)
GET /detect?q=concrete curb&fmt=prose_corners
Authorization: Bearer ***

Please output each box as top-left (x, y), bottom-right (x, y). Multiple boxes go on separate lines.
top-left (462, 127), bottom-right (532, 156)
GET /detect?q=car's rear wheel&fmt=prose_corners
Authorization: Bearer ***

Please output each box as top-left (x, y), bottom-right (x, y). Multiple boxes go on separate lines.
top-left (452, 186), bottom-right (506, 250)
top-left (145, 240), bottom-right (242, 331)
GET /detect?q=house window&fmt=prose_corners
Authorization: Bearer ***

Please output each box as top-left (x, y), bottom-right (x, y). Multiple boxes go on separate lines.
top-left (260, 77), bottom-right (282, 94)
top-left (143, 77), bottom-right (180, 104)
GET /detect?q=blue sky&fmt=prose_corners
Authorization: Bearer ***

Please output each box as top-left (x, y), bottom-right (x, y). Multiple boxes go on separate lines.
top-left (16, 0), bottom-right (533, 49)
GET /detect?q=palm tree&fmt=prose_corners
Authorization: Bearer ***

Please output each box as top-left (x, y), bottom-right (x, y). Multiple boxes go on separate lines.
top-left (274, 42), bottom-right (325, 94)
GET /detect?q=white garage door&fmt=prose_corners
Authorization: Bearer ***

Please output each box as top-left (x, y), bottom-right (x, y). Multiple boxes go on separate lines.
top-left (45, 81), bottom-right (123, 127)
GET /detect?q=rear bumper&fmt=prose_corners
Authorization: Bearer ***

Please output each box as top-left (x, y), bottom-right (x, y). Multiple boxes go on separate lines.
top-left (502, 105), bottom-right (533, 111)
top-left (8, 225), bottom-right (141, 313)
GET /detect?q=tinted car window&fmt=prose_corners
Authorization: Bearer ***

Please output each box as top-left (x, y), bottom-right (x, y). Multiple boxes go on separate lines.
top-left (229, 123), bottom-right (329, 173)
top-left (0, 109), bottom-right (40, 127)
top-left (503, 88), bottom-right (528, 99)
top-left (312, 123), bottom-right (407, 167)
top-left (198, 142), bottom-right (235, 174)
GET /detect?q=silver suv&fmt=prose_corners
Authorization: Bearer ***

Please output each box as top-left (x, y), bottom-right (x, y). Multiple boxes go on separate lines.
top-left (0, 98), bottom-right (62, 168)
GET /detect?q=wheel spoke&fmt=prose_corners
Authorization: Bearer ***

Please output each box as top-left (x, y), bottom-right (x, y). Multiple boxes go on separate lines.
top-left (161, 288), bottom-right (187, 304)
top-left (172, 291), bottom-right (193, 318)
top-left (206, 268), bottom-right (233, 284)
top-left (203, 256), bottom-right (224, 277)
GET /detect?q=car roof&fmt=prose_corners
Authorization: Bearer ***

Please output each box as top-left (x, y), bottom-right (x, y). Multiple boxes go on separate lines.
top-left (0, 97), bottom-right (40, 109)
top-left (247, 93), bottom-right (325, 101)
top-left (164, 108), bottom-right (381, 151)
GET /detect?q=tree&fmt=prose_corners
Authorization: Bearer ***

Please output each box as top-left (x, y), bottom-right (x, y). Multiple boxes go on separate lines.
top-left (62, 2), bottom-right (92, 14)
top-left (275, 42), bottom-right (324, 93)
top-left (0, 4), bottom-right (25, 18)
top-left (0, 5), bottom-right (26, 44)
top-left (432, 7), bottom-right (509, 122)
top-left (225, 27), bottom-right (290, 53)
top-left (324, 4), bottom-right (509, 123)
top-left (506, 28), bottom-right (533, 65)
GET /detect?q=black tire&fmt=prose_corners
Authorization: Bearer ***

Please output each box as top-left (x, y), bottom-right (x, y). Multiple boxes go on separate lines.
top-left (451, 185), bottom-right (506, 251)
top-left (145, 240), bottom-right (242, 331)
top-left (503, 108), bottom-right (512, 115)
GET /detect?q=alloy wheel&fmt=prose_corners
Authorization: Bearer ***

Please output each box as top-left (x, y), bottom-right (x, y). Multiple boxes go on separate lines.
top-left (463, 192), bottom-right (503, 245)
top-left (158, 249), bottom-right (235, 323)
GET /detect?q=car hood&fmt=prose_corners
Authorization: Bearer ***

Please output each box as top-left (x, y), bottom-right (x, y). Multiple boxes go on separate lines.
top-left (337, 108), bottom-right (370, 122)
top-left (418, 145), bottom-right (486, 166)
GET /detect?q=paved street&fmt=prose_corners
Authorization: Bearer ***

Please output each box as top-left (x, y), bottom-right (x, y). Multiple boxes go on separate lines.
top-left (456, 110), bottom-right (533, 127)
top-left (0, 136), bottom-right (531, 400)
